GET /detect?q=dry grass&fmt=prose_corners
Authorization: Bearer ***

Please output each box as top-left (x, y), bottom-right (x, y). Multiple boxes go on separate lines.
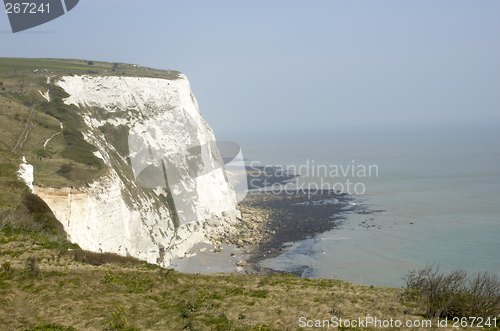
top-left (1, 227), bottom-right (497, 331)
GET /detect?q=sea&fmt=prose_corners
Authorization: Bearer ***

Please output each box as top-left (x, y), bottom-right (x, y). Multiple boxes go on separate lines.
top-left (230, 123), bottom-right (500, 287)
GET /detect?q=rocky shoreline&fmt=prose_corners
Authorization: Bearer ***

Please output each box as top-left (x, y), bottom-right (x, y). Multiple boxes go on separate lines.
top-left (213, 189), bottom-right (367, 275)
top-left (175, 166), bottom-right (376, 276)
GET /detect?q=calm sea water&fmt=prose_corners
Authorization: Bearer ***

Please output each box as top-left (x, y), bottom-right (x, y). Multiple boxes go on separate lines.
top-left (233, 125), bottom-right (500, 287)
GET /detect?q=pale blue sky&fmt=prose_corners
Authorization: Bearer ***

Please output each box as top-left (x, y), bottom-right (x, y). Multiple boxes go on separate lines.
top-left (1, 1), bottom-right (499, 140)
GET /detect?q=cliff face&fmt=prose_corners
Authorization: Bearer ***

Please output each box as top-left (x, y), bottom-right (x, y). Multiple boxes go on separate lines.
top-left (32, 74), bottom-right (238, 266)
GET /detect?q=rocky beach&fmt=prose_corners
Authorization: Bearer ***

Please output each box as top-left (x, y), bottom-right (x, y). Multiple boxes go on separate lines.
top-left (172, 166), bottom-right (374, 276)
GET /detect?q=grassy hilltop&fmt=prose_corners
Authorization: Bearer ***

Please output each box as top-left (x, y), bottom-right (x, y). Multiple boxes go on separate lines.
top-left (0, 57), bottom-right (181, 189)
top-left (0, 58), bottom-right (498, 330)
top-left (0, 58), bottom-right (180, 79)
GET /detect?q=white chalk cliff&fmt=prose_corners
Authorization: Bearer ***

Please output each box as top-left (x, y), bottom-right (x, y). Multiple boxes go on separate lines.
top-left (33, 74), bottom-right (239, 266)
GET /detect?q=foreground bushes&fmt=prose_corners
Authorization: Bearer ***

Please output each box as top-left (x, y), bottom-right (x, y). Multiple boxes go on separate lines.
top-left (69, 249), bottom-right (145, 267)
top-left (403, 265), bottom-right (500, 319)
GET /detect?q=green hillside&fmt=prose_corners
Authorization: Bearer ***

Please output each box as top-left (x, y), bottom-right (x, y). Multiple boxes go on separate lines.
top-left (0, 227), bottom-right (458, 331)
top-left (0, 58), bottom-right (181, 188)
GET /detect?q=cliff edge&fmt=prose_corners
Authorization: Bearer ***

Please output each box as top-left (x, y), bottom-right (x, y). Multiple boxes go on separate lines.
top-left (2, 63), bottom-right (239, 266)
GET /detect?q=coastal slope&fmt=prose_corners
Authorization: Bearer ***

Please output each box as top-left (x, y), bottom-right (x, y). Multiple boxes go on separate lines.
top-left (0, 59), bottom-right (238, 266)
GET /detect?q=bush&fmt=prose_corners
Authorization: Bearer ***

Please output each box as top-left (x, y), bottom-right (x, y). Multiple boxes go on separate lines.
top-left (22, 192), bottom-right (66, 235)
top-left (180, 301), bottom-right (195, 318)
top-left (60, 129), bottom-right (103, 170)
top-left (250, 289), bottom-right (268, 299)
top-left (1, 261), bottom-right (11, 273)
top-left (25, 315), bottom-right (78, 330)
top-left (87, 61), bottom-right (94, 66)
top-left (102, 269), bottom-right (116, 284)
top-left (23, 192), bottom-right (53, 215)
top-left (26, 256), bottom-right (41, 277)
top-left (36, 149), bottom-right (52, 159)
top-left (403, 265), bottom-right (500, 318)
top-left (70, 249), bottom-right (144, 266)
top-left (106, 306), bottom-right (139, 331)
top-left (57, 163), bottom-right (73, 175)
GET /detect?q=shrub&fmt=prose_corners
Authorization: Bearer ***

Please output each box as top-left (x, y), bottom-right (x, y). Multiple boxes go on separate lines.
top-left (0, 161), bottom-right (18, 178)
top-left (180, 301), bottom-right (195, 318)
top-left (22, 192), bottom-right (66, 235)
top-left (57, 163), bottom-right (73, 175)
top-left (4, 179), bottom-right (27, 189)
top-left (403, 265), bottom-right (500, 318)
top-left (23, 192), bottom-right (53, 215)
top-left (87, 61), bottom-right (94, 66)
top-left (250, 289), bottom-right (268, 299)
top-left (60, 129), bottom-right (103, 170)
top-left (25, 315), bottom-right (78, 330)
top-left (102, 269), bottom-right (116, 284)
top-left (35, 149), bottom-right (52, 159)
top-left (106, 306), bottom-right (139, 331)
top-left (1, 261), bottom-right (11, 273)
top-left (47, 86), bottom-right (70, 104)
top-left (252, 326), bottom-right (273, 331)
top-left (98, 124), bottom-right (130, 158)
top-left (70, 249), bottom-right (144, 267)
top-left (26, 256), bottom-right (41, 277)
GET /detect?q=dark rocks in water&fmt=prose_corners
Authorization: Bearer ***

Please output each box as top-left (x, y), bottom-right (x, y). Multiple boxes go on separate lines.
top-left (226, 189), bottom-right (366, 266)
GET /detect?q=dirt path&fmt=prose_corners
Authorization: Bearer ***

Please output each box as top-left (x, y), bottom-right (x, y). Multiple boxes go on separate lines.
top-left (43, 122), bottom-right (63, 149)
top-left (12, 107), bottom-right (36, 153)
top-left (0, 287), bottom-right (38, 329)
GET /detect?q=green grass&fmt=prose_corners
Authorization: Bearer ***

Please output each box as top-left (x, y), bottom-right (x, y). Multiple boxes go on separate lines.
top-left (98, 124), bottom-right (130, 161)
top-left (0, 57), bottom-right (182, 189)
top-left (2, 229), bottom-right (495, 331)
top-left (0, 58), bottom-right (181, 80)
top-left (0, 58), bottom-right (109, 72)
top-left (0, 68), bottom-right (104, 186)
top-left (0, 149), bottom-right (74, 253)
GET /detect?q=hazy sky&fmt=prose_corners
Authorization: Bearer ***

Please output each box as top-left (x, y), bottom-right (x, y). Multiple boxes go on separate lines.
top-left (1, 1), bottom-right (499, 140)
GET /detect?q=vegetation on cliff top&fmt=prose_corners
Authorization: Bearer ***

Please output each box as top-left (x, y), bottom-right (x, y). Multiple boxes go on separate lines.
top-left (0, 57), bottom-right (182, 188)
top-left (0, 58), bottom-right (181, 80)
